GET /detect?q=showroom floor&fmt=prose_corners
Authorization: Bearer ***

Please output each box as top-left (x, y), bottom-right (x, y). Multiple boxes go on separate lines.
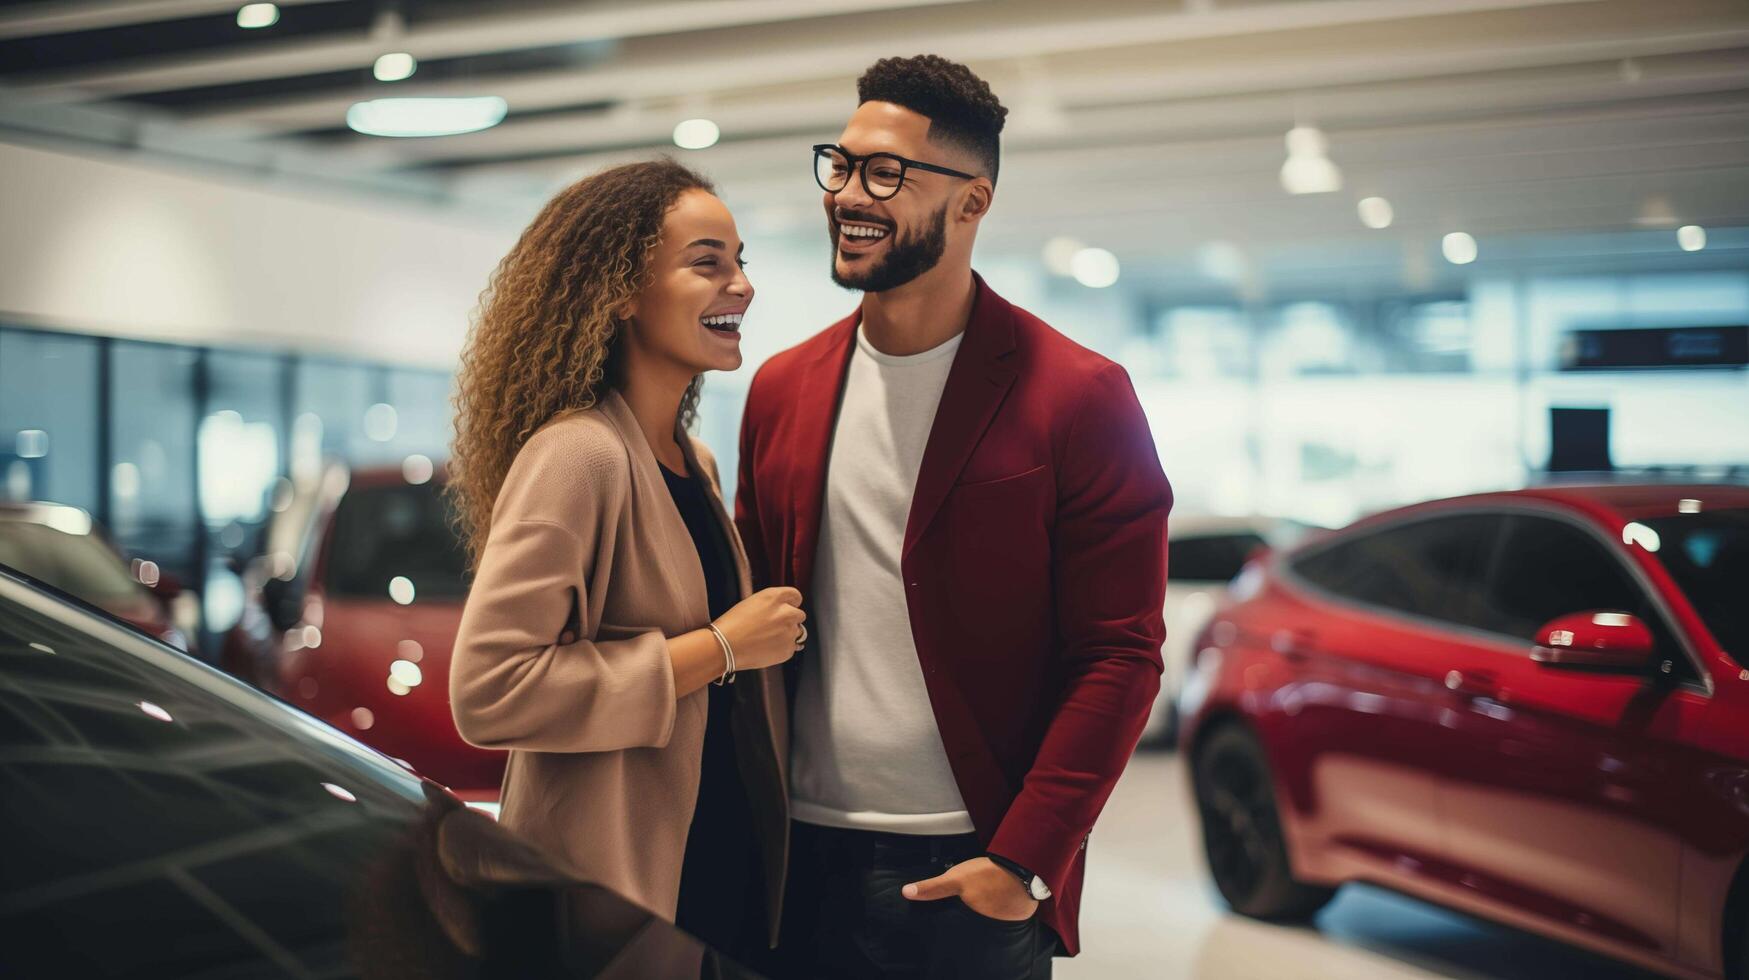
top-left (1057, 751), bottom-right (1667, 980)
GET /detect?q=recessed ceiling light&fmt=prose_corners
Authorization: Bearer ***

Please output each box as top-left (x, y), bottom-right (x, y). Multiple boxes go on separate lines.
top-left (373, 52), bottom-right (417, 83)
top-left (1043, 236), bottom-right (1084, 276)
top-left (1357, 197), bottom-right (1394, 229)
top-left (237, 3), bottom-right (279, 29)
top-left (1279, 126), bottom-right (1342, 195)
top-left (1071, 247), bottom-right (1120, 288)
top-left (673, 118), bottom-right (720, 150)
top-left (1677, 225), bottom-right (1707, 252)
top-left (346, 97), bottom-right (508, 138)
top-left (1442, 232), bottom-right (1478, 265)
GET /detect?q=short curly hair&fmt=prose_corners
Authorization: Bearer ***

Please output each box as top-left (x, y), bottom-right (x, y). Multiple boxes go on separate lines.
top-left (857, 54), bottom-right (1007, 185)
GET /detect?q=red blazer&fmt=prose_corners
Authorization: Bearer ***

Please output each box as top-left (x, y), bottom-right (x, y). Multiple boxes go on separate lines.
top-left (734, 274), bottom-right (1170, 955)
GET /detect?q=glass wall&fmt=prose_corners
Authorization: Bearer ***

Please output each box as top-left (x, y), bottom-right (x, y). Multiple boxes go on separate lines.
top-left (1129, 269), bottom-right (1749, 529)
top-left (0, 321), bottom-right (453, 662)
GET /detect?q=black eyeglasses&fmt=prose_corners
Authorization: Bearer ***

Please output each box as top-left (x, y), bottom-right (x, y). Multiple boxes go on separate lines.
top-left (812, 144), bottom-right (976, 200)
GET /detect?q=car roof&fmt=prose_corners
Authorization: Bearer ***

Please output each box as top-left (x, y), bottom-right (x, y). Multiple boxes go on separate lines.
top-left (1369, 483), bottom-right (1749, 526)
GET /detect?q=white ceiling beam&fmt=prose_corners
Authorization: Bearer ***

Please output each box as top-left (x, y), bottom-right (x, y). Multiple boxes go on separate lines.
top-left (344, 38), bottom-right (1749, 175)
top-left (9, 0), bottom-right (986, 98)
top-left (0, 0), bottom-right (343, 41)
top-left (150, 0), bottom-right (1612, 135)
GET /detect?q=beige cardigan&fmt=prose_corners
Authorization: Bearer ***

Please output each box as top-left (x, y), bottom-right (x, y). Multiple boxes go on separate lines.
top-left (449, 390), bottom-right (788, 944)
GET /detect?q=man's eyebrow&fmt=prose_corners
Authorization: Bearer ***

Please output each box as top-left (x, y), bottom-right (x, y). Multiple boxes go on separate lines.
top-left (687, 238), bottom-right (727, 249)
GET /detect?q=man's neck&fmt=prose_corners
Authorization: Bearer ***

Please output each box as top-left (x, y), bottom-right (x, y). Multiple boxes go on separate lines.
top-left (858, 262), bottom-right (977, 357)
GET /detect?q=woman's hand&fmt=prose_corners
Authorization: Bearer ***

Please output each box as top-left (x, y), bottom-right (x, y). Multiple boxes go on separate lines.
top-left (714, 587), bottom-right (806, 671)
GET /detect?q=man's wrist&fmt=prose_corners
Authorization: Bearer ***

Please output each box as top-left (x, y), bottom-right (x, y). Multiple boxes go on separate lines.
top-left (985, 853), bottom-right (1051, 900)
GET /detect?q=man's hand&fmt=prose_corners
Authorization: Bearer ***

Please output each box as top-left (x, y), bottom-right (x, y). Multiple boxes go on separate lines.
top-left (901, 857), bottom-right (1039, 922)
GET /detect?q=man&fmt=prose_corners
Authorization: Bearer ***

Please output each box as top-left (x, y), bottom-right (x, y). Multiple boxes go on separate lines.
top-left (734, 55), bottom-right (1171, 979)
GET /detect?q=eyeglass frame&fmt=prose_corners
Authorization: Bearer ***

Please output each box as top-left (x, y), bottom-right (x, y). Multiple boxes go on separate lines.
top-left (812, 143), bottom-right (978, 200)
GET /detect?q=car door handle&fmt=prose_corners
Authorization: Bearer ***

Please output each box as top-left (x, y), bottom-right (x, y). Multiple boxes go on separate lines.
top-left (1444, 669), bottom-right (1498, 699)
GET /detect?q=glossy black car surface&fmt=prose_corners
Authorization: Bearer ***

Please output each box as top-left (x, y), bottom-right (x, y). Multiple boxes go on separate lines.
top-left (0, 564), bottom-right (759, 979)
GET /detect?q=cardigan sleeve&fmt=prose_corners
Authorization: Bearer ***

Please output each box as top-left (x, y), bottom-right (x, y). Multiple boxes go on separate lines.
top-left (450, 420), bottom-right (678, 753)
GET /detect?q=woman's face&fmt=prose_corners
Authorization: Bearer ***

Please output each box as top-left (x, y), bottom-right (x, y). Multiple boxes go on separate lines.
top-left (623, 189), bottom-right (752, 379)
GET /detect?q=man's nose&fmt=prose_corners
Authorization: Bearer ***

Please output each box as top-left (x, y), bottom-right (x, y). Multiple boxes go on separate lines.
top-left (832, 165), bottom-right (877, 211)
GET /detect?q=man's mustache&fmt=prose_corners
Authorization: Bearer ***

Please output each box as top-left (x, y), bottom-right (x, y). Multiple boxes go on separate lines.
top-left (833, 208), bottom-right (895, 231)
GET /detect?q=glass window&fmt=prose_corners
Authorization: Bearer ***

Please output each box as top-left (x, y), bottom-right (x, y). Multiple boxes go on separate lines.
top-left (1291, 513), bottom-right (1505, 628)
top-left (1641, 508), bottom-right (1747, 667)
top-left (322, 480), bottom-right (467, 601)
top-left (290, 358), bottom-right (372, 480)
top-left (1479, 514), bottom-right (1670, 651)
top-left (108, 341), bottom-right (199, 584)
top-left (0, 329), bottom-right (100, 515)
top-left (1168, 533), bottom-right (1268, 582)
top-left (200, 351), bottom-right (287, 641)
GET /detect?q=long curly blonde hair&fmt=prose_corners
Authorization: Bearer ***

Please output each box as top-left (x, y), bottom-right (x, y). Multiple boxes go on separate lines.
top-left (449, 158), bottom-right (714, 568)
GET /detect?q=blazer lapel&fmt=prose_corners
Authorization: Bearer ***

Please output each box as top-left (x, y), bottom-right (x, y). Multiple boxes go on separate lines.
top-left (789, 313), bottom-right (860, 599)
top-left (903, 276), bottom-right (1017, 560)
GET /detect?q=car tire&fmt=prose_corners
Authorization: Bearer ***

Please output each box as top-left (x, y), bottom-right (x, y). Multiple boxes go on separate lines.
top-left (1193, 723), bottom-right (1336, 921)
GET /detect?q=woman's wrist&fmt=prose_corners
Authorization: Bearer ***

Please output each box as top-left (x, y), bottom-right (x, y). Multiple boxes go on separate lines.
top-left (667, 628), bottom-right (731, 698)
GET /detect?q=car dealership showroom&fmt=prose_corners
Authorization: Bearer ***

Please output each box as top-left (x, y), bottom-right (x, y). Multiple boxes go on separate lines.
top-left (1, 0), bottom-right (1747, 977)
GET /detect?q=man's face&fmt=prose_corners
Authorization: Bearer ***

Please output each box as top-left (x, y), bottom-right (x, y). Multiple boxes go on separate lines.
top-left (824, 101), bottom-right (967, 293)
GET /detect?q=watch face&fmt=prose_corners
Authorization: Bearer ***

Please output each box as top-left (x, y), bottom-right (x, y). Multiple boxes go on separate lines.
top-left (1029, 877), bottom-right (1052, 901)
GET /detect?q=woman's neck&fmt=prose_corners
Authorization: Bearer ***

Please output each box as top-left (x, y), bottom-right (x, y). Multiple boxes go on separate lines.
top-left (617, 366), bottom-right (691, 473)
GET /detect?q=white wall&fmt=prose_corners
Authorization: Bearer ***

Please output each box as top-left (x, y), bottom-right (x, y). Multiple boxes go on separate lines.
top-left (0, 140), bottom-right (520, 368)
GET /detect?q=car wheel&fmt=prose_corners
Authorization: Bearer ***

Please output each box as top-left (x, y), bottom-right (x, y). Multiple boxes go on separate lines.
top-left (1193, 723), bottom-right (1336, 921)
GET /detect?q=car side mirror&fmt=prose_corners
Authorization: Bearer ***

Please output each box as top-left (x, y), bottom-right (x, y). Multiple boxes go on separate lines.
top-left (260, 576), bottom-right (303, 633)
top-left (1531, 611), bottom-right (1656, 671)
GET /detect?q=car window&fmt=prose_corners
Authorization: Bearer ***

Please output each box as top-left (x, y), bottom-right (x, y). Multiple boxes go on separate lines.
top-left (1479, 515), bottom-right (1682, 665)
top-left (323, 482), bottom-right (468, 601)
top-left (1641, 507), bottom-right (1747, 667)
top-left (1168, 533), bottom-right (1268, 582)
top-left (1290, 513), bottom-right (1504, 629)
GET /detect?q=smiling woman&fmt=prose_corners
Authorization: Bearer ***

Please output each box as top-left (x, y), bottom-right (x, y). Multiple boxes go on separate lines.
top-left (446, 157), bottom-right (803, 962)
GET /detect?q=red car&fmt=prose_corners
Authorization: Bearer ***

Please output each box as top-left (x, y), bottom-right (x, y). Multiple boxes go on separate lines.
top-left (1180, 484), bottom-right (1748, 980)
top-left (269, 465), bottom-right (505, 806)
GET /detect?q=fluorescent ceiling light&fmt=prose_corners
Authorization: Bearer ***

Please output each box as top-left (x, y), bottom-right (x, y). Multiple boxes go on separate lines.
top-left (237, 3), bottom-right (279, 29)
top-left (374, 52), bottom-right (417, 83)
top-left (673, 118), bottom-right (721, 150)
top-left (347, 97), bottom-right (507, 138)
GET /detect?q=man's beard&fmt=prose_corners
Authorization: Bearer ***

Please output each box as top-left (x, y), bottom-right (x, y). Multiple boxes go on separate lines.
top-left (829, 203), bottom-right (948, 293)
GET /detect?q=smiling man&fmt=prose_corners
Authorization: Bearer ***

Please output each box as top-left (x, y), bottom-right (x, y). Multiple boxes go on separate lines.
top-left (734, 55), bottom-right (1172, 979)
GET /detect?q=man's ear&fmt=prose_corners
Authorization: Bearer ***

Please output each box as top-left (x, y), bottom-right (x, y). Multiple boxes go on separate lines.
top-left (959, 180), bottom-right (993, 221)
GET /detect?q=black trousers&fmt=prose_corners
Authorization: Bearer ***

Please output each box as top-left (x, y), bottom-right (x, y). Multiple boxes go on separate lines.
top-left (774, 822), bottom-right (1055, 980)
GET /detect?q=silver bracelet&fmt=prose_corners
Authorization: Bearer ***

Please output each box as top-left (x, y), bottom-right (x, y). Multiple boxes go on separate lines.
top-left (707, 623), bottom-right (736, 686)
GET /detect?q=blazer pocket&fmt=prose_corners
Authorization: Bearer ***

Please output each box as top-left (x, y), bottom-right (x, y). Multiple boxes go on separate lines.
top-left (951, 463), bottom-right (1048, 494)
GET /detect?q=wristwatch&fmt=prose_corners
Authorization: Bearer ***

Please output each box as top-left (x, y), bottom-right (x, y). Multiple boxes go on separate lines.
top-left (986, 853), bottom-right (1052, 901)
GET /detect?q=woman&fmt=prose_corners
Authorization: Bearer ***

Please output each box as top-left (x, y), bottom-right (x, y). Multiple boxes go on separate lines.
top-left (447, 159), bottom-right (803, 959)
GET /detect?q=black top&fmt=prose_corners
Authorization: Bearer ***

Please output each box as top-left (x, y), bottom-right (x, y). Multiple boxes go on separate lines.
top-left (660, 462), bottom-right (738, 620)
top-left (663, 461), bottom-right (766, 961)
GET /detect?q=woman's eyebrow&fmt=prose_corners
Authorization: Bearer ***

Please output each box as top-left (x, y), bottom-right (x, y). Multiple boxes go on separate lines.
top-left (686, 238), bottom-right (727, 249)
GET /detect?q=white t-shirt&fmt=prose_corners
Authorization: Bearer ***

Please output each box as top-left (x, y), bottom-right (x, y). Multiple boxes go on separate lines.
top-left (789, 325), bottom-right (975, 835)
